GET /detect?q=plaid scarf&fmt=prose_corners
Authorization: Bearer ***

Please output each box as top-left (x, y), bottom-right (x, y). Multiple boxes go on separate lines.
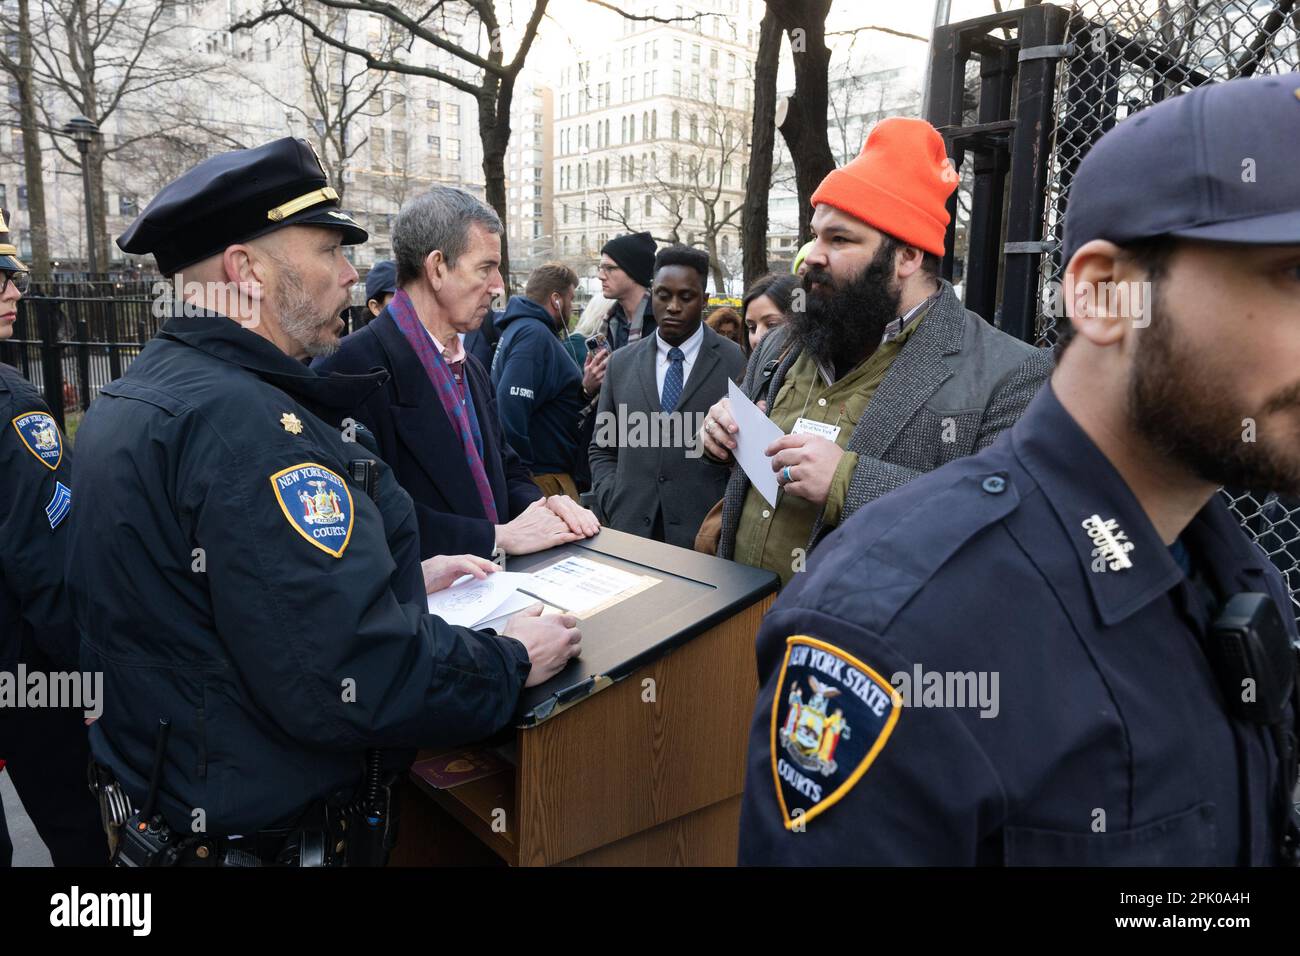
top-left (388, 289), bottom-right (498, 523)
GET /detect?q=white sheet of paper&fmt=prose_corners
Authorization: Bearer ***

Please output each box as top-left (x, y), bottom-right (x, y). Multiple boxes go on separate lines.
top-left (520, 556), bottom-right (648, 615)
top-left (425, 571), bottom-right (535, 628)
top-left (727, 379), bottom-right (785, 507)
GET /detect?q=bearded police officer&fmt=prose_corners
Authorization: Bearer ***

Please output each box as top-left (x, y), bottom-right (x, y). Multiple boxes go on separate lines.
top-left (68, 138), bottom-right (580, 866)
top-left (0, 211), bottom-right (105, 866)
top-left (739, 74), bottom-right (1300, 865)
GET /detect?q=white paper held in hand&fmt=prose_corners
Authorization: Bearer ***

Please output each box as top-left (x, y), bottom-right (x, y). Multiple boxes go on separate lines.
top-left (726, 379), bottom-right (785, 507)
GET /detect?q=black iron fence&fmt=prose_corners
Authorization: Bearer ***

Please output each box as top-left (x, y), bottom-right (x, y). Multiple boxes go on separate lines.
top-left (0, 283), bottom-right (161, 430)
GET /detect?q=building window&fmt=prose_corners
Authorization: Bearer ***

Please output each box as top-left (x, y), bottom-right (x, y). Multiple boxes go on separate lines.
top-left (428, 100), bottom-right (440, 122)
top-left (672, 110), bottom-right (680, 139)
top-left (644, 195), bottom-right (652, 216)
top-left (691, 43), bottom-right (700, 65)
top-left (710, 48), bottom-right (719, 69)
top-left (690, 115), bottom-right (698, 141)
top-left (672, 70), bottom-right (682, 95)
top-left (447, 138), bottom-right (461, 161)
top-left (119, 194), bottom-right (138, 216)
top-left (448, 103), bottom-right (460, 124)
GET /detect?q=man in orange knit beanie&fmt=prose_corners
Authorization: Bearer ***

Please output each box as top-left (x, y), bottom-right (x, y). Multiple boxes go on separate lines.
top-left (702, 117), bottom-right (1053, 583)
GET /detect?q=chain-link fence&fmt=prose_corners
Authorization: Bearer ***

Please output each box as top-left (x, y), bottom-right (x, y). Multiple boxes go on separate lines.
top-left (1030, 0), bottom-right (1300, 609)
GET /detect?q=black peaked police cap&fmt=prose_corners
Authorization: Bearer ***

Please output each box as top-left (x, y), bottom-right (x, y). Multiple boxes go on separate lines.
top-left (117, 136), bottom-right (368, 275)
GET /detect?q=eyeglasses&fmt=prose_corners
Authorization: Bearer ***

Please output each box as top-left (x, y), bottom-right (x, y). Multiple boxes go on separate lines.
top-left (596, 263), bottom-right (622, 276)
top-left (0, 271), bottom-right (29, 295)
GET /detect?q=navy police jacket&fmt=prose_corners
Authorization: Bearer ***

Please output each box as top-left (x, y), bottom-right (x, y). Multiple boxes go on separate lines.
top-left (67, 313), bottom-right (532, 835)
top-left (740, 382), bottom-right (1300, 865)
top-left (0, 362), bottom-right (76, 672)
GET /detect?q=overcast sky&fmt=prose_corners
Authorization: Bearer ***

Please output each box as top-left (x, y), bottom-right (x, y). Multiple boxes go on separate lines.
top-left (506, 0), bottom-right (1010, 91)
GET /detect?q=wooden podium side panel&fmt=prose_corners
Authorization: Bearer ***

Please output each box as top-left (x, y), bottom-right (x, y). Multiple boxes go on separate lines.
top-left (558, 795), bottom-right (741, 866)
top-left (516, 596), bottom-right (772, 866)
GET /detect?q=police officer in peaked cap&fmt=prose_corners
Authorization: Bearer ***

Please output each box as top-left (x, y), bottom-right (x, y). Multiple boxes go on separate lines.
top-left (739, 73), bottom-right (1300, 865)
top-left (69, 137), bottom-right (580, 866)
top-left (0, 210), bottom-right (106, 865)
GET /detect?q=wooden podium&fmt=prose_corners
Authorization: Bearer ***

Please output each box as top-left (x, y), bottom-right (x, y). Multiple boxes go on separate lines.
top-left (390, 528), bottom-right (778, 867)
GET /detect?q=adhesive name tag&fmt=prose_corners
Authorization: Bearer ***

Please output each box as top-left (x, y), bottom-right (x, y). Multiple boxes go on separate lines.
top-left (792, 418), bottom-right (841, 443)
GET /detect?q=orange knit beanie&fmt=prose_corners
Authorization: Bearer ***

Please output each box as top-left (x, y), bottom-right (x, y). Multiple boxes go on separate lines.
top-left (810, 117), bottom-right (957, 257)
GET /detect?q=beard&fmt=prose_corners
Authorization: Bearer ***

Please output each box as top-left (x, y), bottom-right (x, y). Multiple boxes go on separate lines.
top-left (791, 241), bottom-right (903, 374)
top-left (274, 261), bottom-right (342, 359)
top-left (1129, 283), bottom-right (1300, 495)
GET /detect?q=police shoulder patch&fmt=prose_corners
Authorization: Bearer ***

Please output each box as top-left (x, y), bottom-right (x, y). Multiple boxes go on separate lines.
top-left (770, 635), bottom-right (902, 830)
top-left (11, 411), bottom-right (63, 470)
top-left (270, 462), bottom-right (354, 558)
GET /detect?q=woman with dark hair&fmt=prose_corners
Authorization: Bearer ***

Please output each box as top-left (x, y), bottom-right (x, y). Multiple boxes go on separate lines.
top-left (741, 272), bottom-right (799, 355)
top-left (705, 306), bottom-right (745, 353)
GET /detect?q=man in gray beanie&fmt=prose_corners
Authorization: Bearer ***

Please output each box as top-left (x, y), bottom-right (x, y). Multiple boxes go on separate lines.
top-left (597, 231), bottom-right (657, 352)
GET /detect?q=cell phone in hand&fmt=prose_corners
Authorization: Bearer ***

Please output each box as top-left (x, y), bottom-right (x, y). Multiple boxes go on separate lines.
top-left (585, 333), bottom-right (609, 354)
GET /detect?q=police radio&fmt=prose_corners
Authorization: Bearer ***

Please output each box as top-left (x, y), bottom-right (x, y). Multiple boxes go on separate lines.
top-left (114, 718), bottom-right (182, 867)
top-left (347, 457), bottom-right (398, 865)
top-left (1207, 593), bottom-right (1296, 726)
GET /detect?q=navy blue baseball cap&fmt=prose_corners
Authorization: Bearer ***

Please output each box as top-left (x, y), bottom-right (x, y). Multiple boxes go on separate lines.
top-left (1063, 72), bottom-right (1300, 265)
top-left (364, 260), bottom-right (397, 303)
top-left (118, 136), bottom-right (367, 275)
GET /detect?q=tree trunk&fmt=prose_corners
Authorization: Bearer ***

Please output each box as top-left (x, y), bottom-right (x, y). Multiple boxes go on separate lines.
top-left (770, 0), bottom-right (836, 243)
top-left (742, 6), bottom-right (781, 286)
top-left (90, 140), bottom-right (111, 272)
top-left (704, 232), bottom-right (726, 294)
top-left (77, 76), bottom-right (111, 273)
top-left (14, 0), bottom-right (51, 275)
top-left (479, 64), bottom-right (518, 293)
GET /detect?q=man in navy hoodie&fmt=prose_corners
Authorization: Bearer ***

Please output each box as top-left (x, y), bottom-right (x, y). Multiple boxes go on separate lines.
top-left (491, 263), bottom-right (588, 496)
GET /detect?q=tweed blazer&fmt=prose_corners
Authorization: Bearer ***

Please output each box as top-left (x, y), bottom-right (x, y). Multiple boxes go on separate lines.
top-left (718, 280), bottom-right (1053, 559)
